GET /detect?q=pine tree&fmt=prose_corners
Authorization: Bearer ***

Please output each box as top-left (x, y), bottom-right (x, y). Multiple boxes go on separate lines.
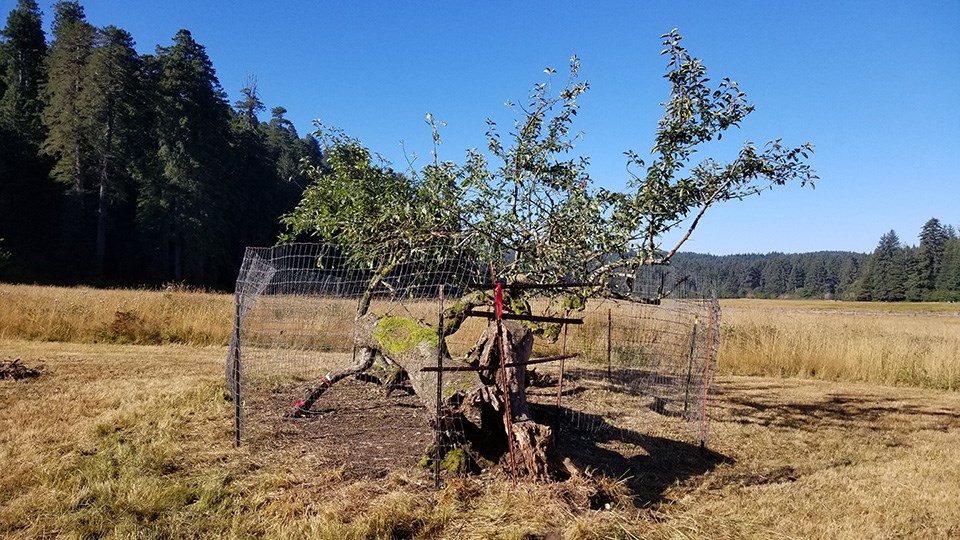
top-left (760, 256), bottom-right (790, 297)
top-left (837, 254), bottom-right (861, 297)
top-left (902, 246), bottom-right (922, 302)
top-left (0, 0), bottom-right (46, 144)
top-left (80, 25), bottom-right (141, 278)
top-left (804, 255), bottom-right (832, 298)
top-left (140, 29), bottom-right (232, 283)
top-left (0, 0), bottom-right (55, 280)
top-left (41, 1), bottom-right (95, 192)
top-left (915, 217), bottom-right (947, 298)
top-left (867, 230), bottom-right (907, 301)
top-left (226, 80), bottom-right (275, 272)
top-left (936, 237), bottom-right (960, 299)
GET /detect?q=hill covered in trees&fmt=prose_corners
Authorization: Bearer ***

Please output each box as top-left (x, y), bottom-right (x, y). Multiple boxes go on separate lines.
top-left (671, 218), bottom-right (960, 301)
top-left (0, 1), bottom-right (320, 288)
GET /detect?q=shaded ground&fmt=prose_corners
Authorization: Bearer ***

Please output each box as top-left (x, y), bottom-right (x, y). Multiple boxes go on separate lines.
top-left (246, 377), bottom-right (435, 480)
top-left (243, 362), bottom-right (727, 506)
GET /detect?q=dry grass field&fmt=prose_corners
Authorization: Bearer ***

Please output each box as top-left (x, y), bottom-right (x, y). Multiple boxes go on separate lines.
top-left (1, 284), bottom-right (959, 538)
top-left (720, 299), bottom-right (960, 390)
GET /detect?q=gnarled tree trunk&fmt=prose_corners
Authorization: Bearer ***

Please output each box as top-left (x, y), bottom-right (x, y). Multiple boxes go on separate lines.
top-left (292, 314), bottom-right (562, 479)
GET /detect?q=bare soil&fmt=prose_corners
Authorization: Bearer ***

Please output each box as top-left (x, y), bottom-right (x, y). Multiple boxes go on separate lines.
top-left (247, 377), bottom-right (436, 479)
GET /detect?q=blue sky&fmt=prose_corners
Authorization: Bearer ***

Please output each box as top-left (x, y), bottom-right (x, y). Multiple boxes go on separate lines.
top-left (17, 0), bottom-right (960, 255)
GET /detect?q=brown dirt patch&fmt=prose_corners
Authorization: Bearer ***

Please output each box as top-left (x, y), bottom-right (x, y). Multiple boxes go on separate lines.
top-left (246, 376), bottom-right (436, 480)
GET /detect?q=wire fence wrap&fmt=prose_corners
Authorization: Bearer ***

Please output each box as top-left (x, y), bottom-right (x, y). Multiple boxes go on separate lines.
top-left (225, 244), bottom-right (721, 484)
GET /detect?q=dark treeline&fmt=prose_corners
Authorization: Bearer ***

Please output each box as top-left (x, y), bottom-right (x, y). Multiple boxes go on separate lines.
top-left (671, 251), bottom-right (868, 299)
top-left (3, 3), bottom-right (958, 302)
top-left (0, 1), bottom-right (320, 289)
top-left (672, 217), bottom-right (960, 301)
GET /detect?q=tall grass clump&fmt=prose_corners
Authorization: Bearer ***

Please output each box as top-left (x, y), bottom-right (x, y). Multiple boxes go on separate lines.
top-left (0, 283), bottom-right (232, 345)
top-left (719, 302), bottom-right (960, 390)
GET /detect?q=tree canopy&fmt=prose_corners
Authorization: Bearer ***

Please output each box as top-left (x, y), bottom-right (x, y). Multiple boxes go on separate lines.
top-left (282, 30), bottom-right (817, 312)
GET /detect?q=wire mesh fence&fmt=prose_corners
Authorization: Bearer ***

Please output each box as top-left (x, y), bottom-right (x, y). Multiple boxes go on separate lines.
top-left (226, 244), bottom-right (720, 484)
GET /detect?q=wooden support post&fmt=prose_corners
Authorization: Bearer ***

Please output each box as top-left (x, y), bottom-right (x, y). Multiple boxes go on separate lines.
top-left (699, 301), bottom-right (717, 450)
top-left (495, 282), bottom-right (518, 487)
top-left (555, 321), bottom-right (569, 433)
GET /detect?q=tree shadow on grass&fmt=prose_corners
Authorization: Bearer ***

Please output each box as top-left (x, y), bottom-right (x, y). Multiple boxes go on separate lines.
top-left (530, 403), bottom-right (731, 508)
top-left (711, 382), bottom-right (960, 433)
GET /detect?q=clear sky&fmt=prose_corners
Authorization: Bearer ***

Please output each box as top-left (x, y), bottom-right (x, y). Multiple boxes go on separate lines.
top-left (15, 0), bottom-right (960, 255)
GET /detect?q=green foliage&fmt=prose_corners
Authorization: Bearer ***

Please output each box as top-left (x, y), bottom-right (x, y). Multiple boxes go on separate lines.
top-left (862, 231), bottom-right (907, 302)
top-left (916, 218), bottom-right (948, 294)
top-left (283, 30), bottom-right (816, 317)
top-left (41, 1), bottom-right (96, 191)
top-left (0, 2), bottom-right (319, 287)
top-left (138, 29), bottom-right (233, 282)
top-left (281, 126), bottom-right (461, 269)
top-left (0, 0), bottom-right (46, 144)
top-left (613, 30), bottom-right (816, 264)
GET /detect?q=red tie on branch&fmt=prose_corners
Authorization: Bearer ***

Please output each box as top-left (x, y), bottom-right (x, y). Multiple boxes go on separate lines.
top-left (494, 282), bottom-right (503, 320)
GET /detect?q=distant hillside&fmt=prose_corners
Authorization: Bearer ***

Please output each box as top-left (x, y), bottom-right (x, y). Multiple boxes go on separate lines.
top-left (669, 251), bottom-right (868, 299)
top-left (670, 217), bottom-right (960, 302)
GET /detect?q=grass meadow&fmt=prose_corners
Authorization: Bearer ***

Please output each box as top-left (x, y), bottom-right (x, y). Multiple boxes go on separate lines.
top-left (1, 284), bottom-right (959, 538)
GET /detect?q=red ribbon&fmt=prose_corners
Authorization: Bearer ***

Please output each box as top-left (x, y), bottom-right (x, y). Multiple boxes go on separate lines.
top-left (495, 282), bottom-right (503, 320)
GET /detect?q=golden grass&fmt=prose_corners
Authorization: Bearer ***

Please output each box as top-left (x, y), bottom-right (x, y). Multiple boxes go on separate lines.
top-left (0, 283), bottom-right (232, 346)
top-left (2, 340), bottom-right (959, 538)
top-left (3, 283), bottom-right (960, 391)
top-left (723, 297), bottom-right (960, 314)
top-left (719, 302), bottom-right (960, 390)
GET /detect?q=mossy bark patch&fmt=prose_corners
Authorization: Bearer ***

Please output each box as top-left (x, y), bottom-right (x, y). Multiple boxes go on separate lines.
top-left (373, 316), bottom-right (439, 356)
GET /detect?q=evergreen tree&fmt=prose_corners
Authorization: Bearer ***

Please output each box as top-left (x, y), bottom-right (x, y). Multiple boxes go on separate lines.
top-left (0, 0), bottom-right (56, 281)
top-left (837, 254), bottom-right (861, 297)
top-left (226, 80), bottom-right (276, 275)
top-left (915, 217), bottom-right (947, 298)
top-left (0, 0), bottom-right (46, 144)
top-left (41, 1), bottom-right (95, 192)
top-left (760, 256), bottom-right (790, 297)
top-left (936, 237), bottom-right (960, 299)
top-left (864, 230), bottom-right (907, 301)
top-left (902, 246), bottom-right (922, 301)
top-left (139, 29), bottom-right (232, 283)
top-left (80, 24), bottom-right (141, 279)
top-left (790, 263), bottom-right (806, 294)
top-left (804, 255), bottom-right (833, 297)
